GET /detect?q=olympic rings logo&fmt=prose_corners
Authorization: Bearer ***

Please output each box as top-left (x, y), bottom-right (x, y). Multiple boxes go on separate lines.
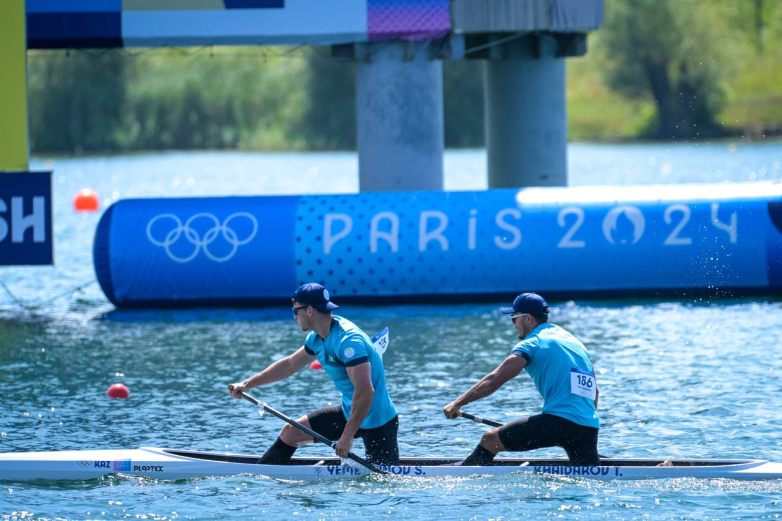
top-left (146, 212), bottom-right (258, 263)
top-left (77, 460), bottom-right (92, 467)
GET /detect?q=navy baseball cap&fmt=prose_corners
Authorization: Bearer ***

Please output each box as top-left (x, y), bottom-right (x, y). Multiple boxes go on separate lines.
top-left (293, 283), bottom-right (339, 313)
top-left (500, 292), bottom-right (550, 316)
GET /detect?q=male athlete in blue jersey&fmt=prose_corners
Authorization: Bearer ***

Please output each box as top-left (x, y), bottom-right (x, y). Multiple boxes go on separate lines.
top-left (443, 293), bottom-right (600, 466)
top-left (229, 283), bottom-right (399, 465)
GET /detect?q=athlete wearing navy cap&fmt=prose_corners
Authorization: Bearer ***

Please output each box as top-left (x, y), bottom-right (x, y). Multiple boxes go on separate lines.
top-left (229, 283), bottom-right (399, 465)
top-left (443, 292), bottom-right (600, 466)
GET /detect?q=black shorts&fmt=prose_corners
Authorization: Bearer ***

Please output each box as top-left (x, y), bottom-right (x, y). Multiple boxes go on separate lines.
top-left (307, 405), bottom-right (400, 465)
top-left (498, 413), bottom-right (600, 466)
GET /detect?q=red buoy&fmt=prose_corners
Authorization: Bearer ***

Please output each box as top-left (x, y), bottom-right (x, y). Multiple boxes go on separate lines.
top-left (309, 360), bottom-right (323, 370)
top-left (74, 188), bottom-right (99, 212)
top-left (106, 383), bottom-right (130, 399)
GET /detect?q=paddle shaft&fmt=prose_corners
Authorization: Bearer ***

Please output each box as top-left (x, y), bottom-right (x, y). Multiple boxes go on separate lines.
top-left (236, 390), bottom-right (388, 475)
top-left (458, 411), bottom-right (503, 428)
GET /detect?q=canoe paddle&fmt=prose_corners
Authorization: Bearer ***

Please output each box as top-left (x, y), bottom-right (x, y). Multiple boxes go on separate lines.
top-left (457, 411), bottom-right (503, 428)
top-left (231, 387), bottom-right (389, 475)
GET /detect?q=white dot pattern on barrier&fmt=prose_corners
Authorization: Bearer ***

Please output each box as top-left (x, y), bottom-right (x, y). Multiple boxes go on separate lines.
top-left (292, 190), bottom-right (551, 297)
top-left (291, 192), bottom-right (758, 298)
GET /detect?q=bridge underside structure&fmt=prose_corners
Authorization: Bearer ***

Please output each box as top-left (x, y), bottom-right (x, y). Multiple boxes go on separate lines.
top-left (19, 0), bottom-right (603, 191)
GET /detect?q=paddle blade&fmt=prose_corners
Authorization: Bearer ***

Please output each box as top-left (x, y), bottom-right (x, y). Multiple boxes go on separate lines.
top-left (372, 327), bottom-right (389, 357)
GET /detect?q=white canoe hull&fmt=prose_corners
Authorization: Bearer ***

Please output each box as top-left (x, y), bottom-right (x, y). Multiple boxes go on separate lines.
top-left (1, 447), bottom-right (781, 481)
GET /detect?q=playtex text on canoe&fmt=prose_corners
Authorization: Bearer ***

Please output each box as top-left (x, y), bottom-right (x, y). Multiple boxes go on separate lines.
top-left (93, 183), bottom-right (782, 307)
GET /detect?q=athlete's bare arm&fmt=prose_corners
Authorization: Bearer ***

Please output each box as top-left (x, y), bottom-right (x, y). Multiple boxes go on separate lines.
top-left (229, 346), bottom-right (315, 397)
top-left (443, 355), bottom-right (526, 418)
top-left (334, 362), bottom-right (375, 458)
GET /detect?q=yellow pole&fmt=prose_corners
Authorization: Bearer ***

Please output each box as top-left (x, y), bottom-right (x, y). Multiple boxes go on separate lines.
top-left (0, 0), bottom-right (29, 172)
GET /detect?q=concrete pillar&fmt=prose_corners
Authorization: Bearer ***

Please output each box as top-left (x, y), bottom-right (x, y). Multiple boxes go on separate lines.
top-left (485, 35), bottom-right (567, 188)
top-left (356, 41), bottom-right (444, 192)
top-left (0, 0), bottom-right (29, 171)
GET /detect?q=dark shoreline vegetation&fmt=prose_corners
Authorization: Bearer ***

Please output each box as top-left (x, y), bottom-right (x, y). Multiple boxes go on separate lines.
top-left (27, 0), bottom-right (781, 155)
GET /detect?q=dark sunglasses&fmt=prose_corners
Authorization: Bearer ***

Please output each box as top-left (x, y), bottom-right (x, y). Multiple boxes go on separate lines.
top-left (292, 305), bottom-right (309, 318)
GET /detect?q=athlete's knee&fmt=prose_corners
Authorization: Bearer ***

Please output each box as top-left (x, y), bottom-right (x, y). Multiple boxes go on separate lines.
top-left (281, 419), bottom-right (312, 446)
top-left (479, 429), bottom-right (506, 453)
top-left (279, 423), bottom-right (297, 444)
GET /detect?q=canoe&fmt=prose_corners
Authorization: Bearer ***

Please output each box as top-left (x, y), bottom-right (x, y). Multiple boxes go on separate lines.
top-left (1, 447), bottom-right (781, 481)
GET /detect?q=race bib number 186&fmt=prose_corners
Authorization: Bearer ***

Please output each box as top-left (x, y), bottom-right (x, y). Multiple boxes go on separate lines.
top-left (570, 368), bottom-right (596, 400)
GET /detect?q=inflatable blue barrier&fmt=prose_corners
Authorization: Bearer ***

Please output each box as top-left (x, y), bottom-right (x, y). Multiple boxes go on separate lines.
top-left (93, 182), bottom-right (782, 308)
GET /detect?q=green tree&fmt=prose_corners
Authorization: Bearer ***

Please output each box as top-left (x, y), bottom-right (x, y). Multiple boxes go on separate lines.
top-left (27, 49), bottom-right (128, 153)
top-left (599, 0), bottom-right (731, 140)
top-left (712, 0), bottom-right (778, 54)
top-left (295, 48), bottom-right (357, 150)
top-left (122, 47), bottom-right (308, 151)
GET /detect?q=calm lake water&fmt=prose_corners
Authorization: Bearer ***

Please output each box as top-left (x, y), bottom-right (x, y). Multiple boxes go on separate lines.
top-left (1, 143), bottom-right (782, 520)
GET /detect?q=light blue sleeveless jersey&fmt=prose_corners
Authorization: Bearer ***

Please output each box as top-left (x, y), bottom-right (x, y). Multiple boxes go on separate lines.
top-left (304, 316), bottom-right (397, 429)
top-left (511, 323), bottom-right (599, 429)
